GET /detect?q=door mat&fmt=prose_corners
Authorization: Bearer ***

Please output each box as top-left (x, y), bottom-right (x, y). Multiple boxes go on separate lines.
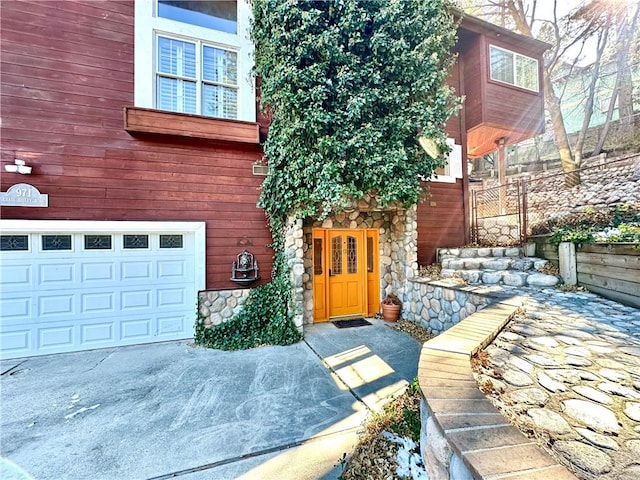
top-left (332, 318), bottom-right (371, 329)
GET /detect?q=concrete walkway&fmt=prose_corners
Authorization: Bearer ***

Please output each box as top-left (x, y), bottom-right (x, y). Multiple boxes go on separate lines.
top-left (1, 318), bottom-right (420, 480)
top-left (475, 287), bottom-right (640, 480)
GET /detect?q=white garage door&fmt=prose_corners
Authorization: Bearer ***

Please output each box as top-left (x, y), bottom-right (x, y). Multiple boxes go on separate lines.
top-left (0, 221), bottom-right (205, 359)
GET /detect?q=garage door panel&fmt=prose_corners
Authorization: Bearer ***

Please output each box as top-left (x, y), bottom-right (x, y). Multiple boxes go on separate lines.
top-left (81, 292), bottom-right (116, 315)
top-left (157, 288), bottom-right (186, 307)
top-left (121, 318), bottom-right (152, 340)
top-left (121, 261), bottom-right (153, 281)
top-left (0, 295), bottom-right (31, 323)
top-left (38, 294), bottom-right (75, 318)
top-left (0, 263), bottom-right (33, 290)
top-left (81, 322), bottom-right (115, 345)
top-left (39, 263), bottom-right (75, 286)
top-left (38, 325), bottom-right (74, 350)
top-left (81, 262), bottom-right (116, 283)
top-left (158, 259), bottom-right (187, 279)
top-left (121, 290), bottom-right (152, 310)
top-left (1, 226), bottom-right (201, 359)
top-left (158, 314), bottom-right (189, 336)
top-left (1, 329), bottom-right (31, 355)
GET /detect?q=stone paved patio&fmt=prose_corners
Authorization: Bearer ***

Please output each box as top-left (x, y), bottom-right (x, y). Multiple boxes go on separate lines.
top-left (474, 287), bottom-right (640, 480)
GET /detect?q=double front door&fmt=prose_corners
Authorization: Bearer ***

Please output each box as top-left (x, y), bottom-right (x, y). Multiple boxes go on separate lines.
top-left (312, 228), bottom-right (379, 322)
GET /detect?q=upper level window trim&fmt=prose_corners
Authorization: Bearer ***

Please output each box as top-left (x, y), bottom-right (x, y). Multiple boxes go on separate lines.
top-left (489, 45), bottom-right (539, 93)
top-left (134, 0), bottom-right (255, 122)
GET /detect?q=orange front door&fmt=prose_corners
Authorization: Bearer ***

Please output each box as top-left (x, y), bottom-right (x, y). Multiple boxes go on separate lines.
top-left (328, 230), bottom-right (365, 318)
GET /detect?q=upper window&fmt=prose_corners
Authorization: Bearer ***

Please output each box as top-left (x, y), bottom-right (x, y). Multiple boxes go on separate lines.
top-left (134, 0), bottom-right (254, 122)
top-left (156, 36), bottom-right (238, 118)
top-left (158, 1), bottom-right (237, 34)
top-left (489, 45), bottom-right (539, 92)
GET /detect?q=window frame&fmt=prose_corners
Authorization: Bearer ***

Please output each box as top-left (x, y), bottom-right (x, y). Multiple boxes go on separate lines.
top-left (489, 44), bottom-right (539, 93)
top-left (430, 139), bottom-right (463, 184)
top-left (134, 0), bottom-right (255, 122)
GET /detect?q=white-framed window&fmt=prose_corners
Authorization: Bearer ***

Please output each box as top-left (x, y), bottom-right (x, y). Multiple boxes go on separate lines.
top-left (431, 139), bottom-right (463, 184)
top-left (134, 0), bottom-right (255, 122)
top-left (489, 45), bottom-right (539, 92)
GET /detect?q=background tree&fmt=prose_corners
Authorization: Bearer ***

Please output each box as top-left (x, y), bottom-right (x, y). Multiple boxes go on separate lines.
top-left (458, 0), bottom-right (639, 186)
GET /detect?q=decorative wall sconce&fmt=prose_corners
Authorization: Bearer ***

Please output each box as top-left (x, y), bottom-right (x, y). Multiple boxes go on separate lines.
top-left (5, 159), bottom-right (32, 175)
top-left (230, 250), bottom-right (260, 286)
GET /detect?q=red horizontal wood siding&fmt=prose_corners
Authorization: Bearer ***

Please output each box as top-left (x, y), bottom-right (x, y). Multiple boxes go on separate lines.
top-left (417, 181), bottom-right (466, 266)
top-left (0, 0), bottom-right (272, 290)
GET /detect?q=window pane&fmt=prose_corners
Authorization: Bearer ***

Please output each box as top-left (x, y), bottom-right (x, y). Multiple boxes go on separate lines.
top-left (331, 236), bottom-right (342, 275)
top-left (160, 234), bottom-right (183, 248)
top-left (516, 55), bottom-right (539, 91)
top-left (42, 235), bottom-right (72, 251)
top-left (158, 0), bottom-right (237, 34)
top-left (366, 237), bottom-right (373, 273)
top-left (123, 235), bottom-right (149, 249)
top-left (203, 84), bottom-right (237, 119)
top-left (157, 77), bottom-right (197, 114)
top-left (203, 46), bottom-right (237, 85)
top-left (347, 236), bottom-right (357, 274)
top-left (0, 235), bottom-right (28, 251)
top-left (84, 235), bottom-right (112, 250)
top-left (158, 37), bottom-right (196, 78)
top-left (313, 238), bottom-right (323, 275)
top-left (490, 46), bottom-right (514, 85)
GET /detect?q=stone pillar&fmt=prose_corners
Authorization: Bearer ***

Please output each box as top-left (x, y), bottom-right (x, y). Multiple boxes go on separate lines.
top-left (285, 216), bottom-right (305, 331)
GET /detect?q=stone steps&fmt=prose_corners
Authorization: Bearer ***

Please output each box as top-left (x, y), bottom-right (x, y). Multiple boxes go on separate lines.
top-left (438, 247), bottom-right (560, 287)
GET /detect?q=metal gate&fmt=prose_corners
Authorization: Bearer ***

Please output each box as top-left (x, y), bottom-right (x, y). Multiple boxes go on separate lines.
top-left (471, 179), bottom-right (528, 246)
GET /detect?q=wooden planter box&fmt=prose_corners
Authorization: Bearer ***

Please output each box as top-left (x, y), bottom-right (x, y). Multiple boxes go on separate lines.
top-left (530, 235), bottom-right (639, 308)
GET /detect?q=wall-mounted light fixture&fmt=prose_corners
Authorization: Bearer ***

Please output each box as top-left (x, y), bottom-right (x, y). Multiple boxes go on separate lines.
top-left (5, 159), bottom-right (32, 175)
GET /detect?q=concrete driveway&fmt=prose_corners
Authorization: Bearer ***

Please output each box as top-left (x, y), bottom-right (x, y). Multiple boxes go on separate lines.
top-left (1, 318), bottom-right (421, 480)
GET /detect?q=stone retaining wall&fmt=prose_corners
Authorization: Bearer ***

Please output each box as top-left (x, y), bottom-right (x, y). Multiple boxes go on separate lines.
top-left (198, 288), bottom-right (251, 326)
top-left (403, 279), bottom-right (492, 335)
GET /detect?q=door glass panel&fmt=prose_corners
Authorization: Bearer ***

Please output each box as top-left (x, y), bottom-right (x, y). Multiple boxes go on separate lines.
top-left (347, 236), bottom-right (357, 274)
top-left (314, 238), bottom-right (323, 275)
top-left (367, 237), bottom-right (374, 273)
top-left (331, 236), bottom-right (342, 275)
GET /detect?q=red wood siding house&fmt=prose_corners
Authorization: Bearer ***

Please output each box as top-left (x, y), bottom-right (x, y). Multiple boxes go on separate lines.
top-left (416, 13), bottom-right (548, 265)
top-left (0, 1), bottom-right (546, 357)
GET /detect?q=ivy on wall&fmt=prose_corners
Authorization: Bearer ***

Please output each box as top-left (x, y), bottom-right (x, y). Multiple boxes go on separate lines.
top-left (196, 0), bottom-right (460, 350)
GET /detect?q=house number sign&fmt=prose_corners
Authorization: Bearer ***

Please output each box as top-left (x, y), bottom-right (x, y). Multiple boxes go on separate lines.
top-left (0, 183), bottom-right (49, 207)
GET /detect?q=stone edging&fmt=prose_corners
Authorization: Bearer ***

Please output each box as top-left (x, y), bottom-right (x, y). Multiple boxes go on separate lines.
top-left (418, 295), bottom-right (579, 479)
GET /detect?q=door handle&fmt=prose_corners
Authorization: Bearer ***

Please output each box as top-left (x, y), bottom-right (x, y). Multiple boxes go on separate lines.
top-left (329, 269), bottom-right (334, 277)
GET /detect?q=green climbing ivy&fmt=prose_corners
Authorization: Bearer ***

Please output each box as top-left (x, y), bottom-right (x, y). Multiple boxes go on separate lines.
top-left (195, 0), bottom-right (460, 350)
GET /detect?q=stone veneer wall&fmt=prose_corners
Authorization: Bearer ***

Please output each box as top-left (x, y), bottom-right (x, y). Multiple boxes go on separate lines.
top-left (403, 279), bottom-right (493, 335)
top-left (292, 195), bottom-right (419, 326)
top-left (198, 289), bottom-right (251, 326)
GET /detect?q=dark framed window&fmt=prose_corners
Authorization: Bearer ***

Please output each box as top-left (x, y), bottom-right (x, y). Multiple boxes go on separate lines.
top-left (84, 235), bottom-right (112, 250)
top-left (0, 235), bottom-right (29, 251)
top-left (160, 234), bottom-right (183, 249)
top-left (123, 235), bottom-right (149, 249)
top-left (489, 45), bottom-right (539, 92)
top-left (42, 235), bottom-right (72, 251)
